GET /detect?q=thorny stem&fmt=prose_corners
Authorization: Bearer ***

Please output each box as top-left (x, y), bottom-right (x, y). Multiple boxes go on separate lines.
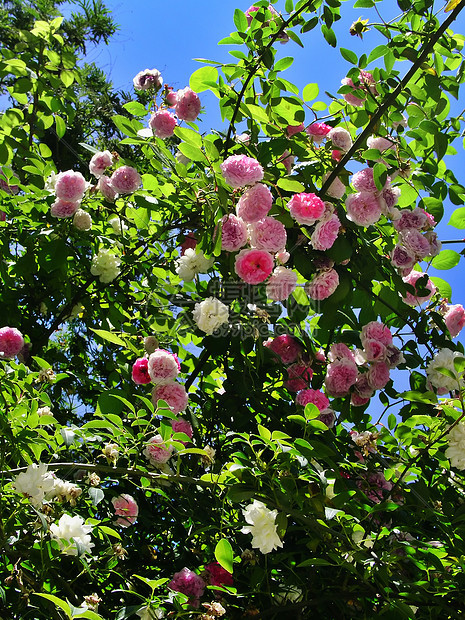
top-left (320, 0), bottom-right (465, 197)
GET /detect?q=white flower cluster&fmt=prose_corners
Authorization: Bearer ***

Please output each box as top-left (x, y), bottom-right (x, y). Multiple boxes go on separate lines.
top-left (90, 248), bottom-right (121, 283)
top-left (50, 513), bottom-right (94, 556)
top-left (175, 248), bottom-right (214, 282)
top-left (73, 209), bottom-right (92, 231)
top-left (426, 348), bottom-right (465, 393)
top-left (193, 297), bottom-right (229, 335)
top-left (241, 499), bottom-right (283, 554)
top-left (109, 216), bottom-right (128, 235)
top-left (446, 421), bottom-right (465, 470)
top-left (12, 462), bottom-right (82, 507)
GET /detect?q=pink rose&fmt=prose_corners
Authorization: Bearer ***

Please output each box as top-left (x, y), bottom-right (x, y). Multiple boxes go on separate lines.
top-left (296, 388), bottom-right (329, 411)
top-left (180, 232), bottom-right (198, 255)
top-left (249, 217), bottom-right (287, 253)
top-left (0, 326), bottom-right (24, 359)
top-left (168, 568), bottom-right (205, 608)
top-left (310, 214), bottom-right (341, 251)
top-left (424, 230), bottom-right (441, 257)
top-left (318, 408), bottom-right (336, 428)
top-left (390, 244), bottom-right (416, 273)
top-left (287, 123), bottom-right (305, 137)
top-left (112, 494), bottom-right (138, 527)
top-left (351, 392), bottom-right (371, 407)
top-left (110, 166), bottom-right (141, 195)
top-left (97, 175), bottom-right (117, 202)
top-left (50, 199), bottom-right (80, 218)
top-left (305, 269), bottom-right (339, 301)
top-left (245, 4), bottom-right (279, 25)
top-left (287, 192), bottom-right (325, 226)
top-left (171, 418), bottom-right (193, 443)
top-left (353, 373), bottom-right (375, 399)
top-left (367, 135), bottom-right (395, 153)
top-left (322, 173), bottom-right (346, 199)
top-left (285, 362), bottom-right (313, 392)
top-left (149, 109), bottom-right (177, 138)
top-left (264, 334), bottom-right (302, 365)
top-left (328, 127), bottom-right (352, 151)
top-left (394, 207), bottom-right (428, 232)
top-left (89, 150), bottom-right (113, 178)
top-left (152, 383), bottom-right (188, 414)
top-left (325, 358), bottom-right (358, 397)
top-left (266, 267), bottom-right (298, 301)
top-left (306, 122), bottom-right (332, 144)
top-left (175, 87), bottom-right (201, 122)
top-left (133, 68), bottom-right (163, 91)
top-left (221, 214), bottom-right (248, 252)
top-left (346, 192), bottom-right (382, 227)
top-left (366, 361), bottom-right (390, 390)
top-left (351, 167), bottom-right (379, 193)
top-left (148, 349), bottom-right (180, 385)
top-left (399, 228), bottom-right (431, 260)
top-left (234, 248), bottom-right (274, 284)
top-left (279, 150), bottom-right (294, 174)
top-left (221, 155), bottom-right (264, 188)
top-left (443, 304), bottom-right (465, 338)
top-left (402, 271), bottom-right (436, 306)
top-left (328, 343), bottom-right (355, 363)
top-left (204, 562), bottom-right (233, 587)
top-left (341, 76), bottom-right (365, 107)
top-left (360, 322), bottom-right (393, 348)
top-left (363, 339), bottom-right (387, 363)
top-left (55, 170), bottom-right (87, 202)
top-left (131, 358), bottom-right (151, 384)
top-left (237, 183), bottom-right (272, 222)
top-left (144, 434), bottom-right (173, 465)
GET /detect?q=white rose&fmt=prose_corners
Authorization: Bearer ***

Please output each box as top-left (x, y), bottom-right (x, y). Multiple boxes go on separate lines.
top-left (241, 499), bottom-right (283, 554)
top-left (50, 513), bottom-right (94, 556)
top-left (446, 421), bottom-right (465, 470)
top-left (193, 297), bottom-right (229, 335)
top-left (175, 248), bottom-right (214, 282)
top-left (12, 462), bottom-right (55, 507)
top-left (426, 348), bottom-right (465, 393)
top-left (90, 248), bottom-right (121, 283)
top-left (73, 209), bottom-right (92, 231)
top-left (109, 216), bottom-right (128, 235)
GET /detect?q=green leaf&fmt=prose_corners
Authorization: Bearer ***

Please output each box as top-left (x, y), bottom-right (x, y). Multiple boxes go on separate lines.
top-left (275, 57), bottom-right (294, 72)
top-left (430, 276), bottom-right (452, 301)
top-left (367, 45), bottom-right (388, 65)
top-left (445, 0), bottom-right (462, 11)
top-left (448, 206), bottom-right (465, 229)
top-left (431, 250), bottom-right (461, 270)
top-left (99, 525), bottom-right (122, 539)
top-left (373, 162), bottom-right (388, 191)
top-left (123, 101), bottom-right (147, 117)
top-left (340, 48), bottom-right (358, 64)
top-left (55, 115), bottom-right (66, 139)
top-left (321, 24), bottom-right (337, 47)
top-left (234, 8), bottom-right (248, 32)
top-left (174, 127), bottom-right (202, 147)
top-left (90, 329), bottom-right (126, 347)
top-left (277, 178), bottom-right (306, 192)
top-left (214, 538), bottom-right (234, 574)
top-left (178, 142), bottom-right (206, 162)
top-left (400, 391), bottom-right (437, 404)
top-left (34, 594), bottom-right (71, 618)
top-left (190, 66), bottom-right (219, 93)
top-left (302, 83), bottom-right (319, 101)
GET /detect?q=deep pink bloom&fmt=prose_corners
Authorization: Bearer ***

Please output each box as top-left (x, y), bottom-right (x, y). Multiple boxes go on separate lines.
top-left (402, 271), bottom-right (436, 306)
top-left (171, 418), bottom-right (193, 442)
top-left (363, 339), bottom-right (387, 363)
top-left (325, 359), bottom-right (358, 397)
top-left (305, 269), bottom-right (339, 301)
top-left (148, 349), bottom-right (180, 385)
top-left (310, 214), bottom-right (341, 251)
top-left (144, 434), bottom-right (173, 465)
top-left (152, 383), bottom-right (188, 414)
top-left (287, 123), bottom-right (305, 137)
top-left (221, 214), bottom-right (248, 252)
top-left (234, 248), bottom-right (274, 284)
top-left (50, 199), bottom-right (80, 218)
top-left (306, 122), bottom-right (332, 144)
top-left (110, 166), bottom-right (141, 194)
top-left (236, 183), bottom-right (272, 222)
top-left (332, 149), bottom-right (342, 161)
top-left (168, 568), bottom-right (205, 608)
top-left (149, 109), bottom-right (177, 138)
top-left (165, 87), bottom-right (178, 107)
top-left (0, 327), bottom-right (24, 359)
top-left (351, 392), bottom-right (371, 407)
top-left (264, 334), bottom-right (302, 365)
top-left (296, 388), bottom-right (329, 411)
top-left (204, 562), bottom-right (233, 587)
top-left (357, 472), bottom-right (392, 503)
top-left (443, 304), bottom-right (465, 338)
top-left (89, 151), bottom-right (113, 178)
top-left (279, 150), bottom-right (294, 174)
top-left (285, 363), bottom-right (313, 392)
top-left (346, 192), bottom-right (382, 227)
top-left (55, 170), bottom-right (86, 202)
top-left (133, 68), bottom-right (163, 91)
top-left (97, 175), bottom-right (117, 202)
top-left (366, 361), bottom-right (390, 390)
top-left (175, 87), bottom-right (201, 122)
top-left (221, 155), bottom-right (264, 188)
top-left (266, 267), bottom-right (297, 301)
top-left (360, 322), bottom-right (393, 348)
top-left (112, 494), bottom-right (138, 527)
top-left (288, 192), bottom-right (325, 225)
top-left (180, 232), bottom-right (198, 255)
top-left (250, 217), bottom-right (287, 253)
top-left (131, 358), bottom-right (151, 384)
